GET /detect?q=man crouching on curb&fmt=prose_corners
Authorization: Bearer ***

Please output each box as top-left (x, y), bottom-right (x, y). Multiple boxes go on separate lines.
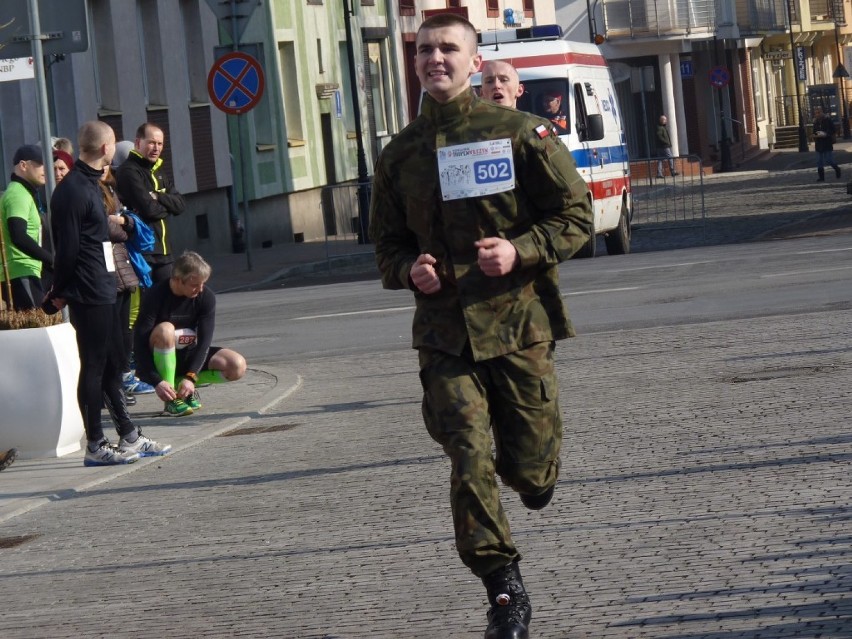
top-left (134, 251), bottom-right (246, 416)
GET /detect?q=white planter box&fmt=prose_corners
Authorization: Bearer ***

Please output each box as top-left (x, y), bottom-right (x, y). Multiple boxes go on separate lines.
top-left (0, 322), bottom-right (84, 458)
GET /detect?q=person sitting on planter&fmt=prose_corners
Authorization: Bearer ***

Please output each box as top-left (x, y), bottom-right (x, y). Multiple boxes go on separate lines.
top-left (0, 145), bottom-right (52, 311)
top-left (134, 250), bottom-right (247, 417)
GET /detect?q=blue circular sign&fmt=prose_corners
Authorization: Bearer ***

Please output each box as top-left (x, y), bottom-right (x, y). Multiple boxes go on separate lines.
top-left (207, 52), bottom-right (265, 115)
top-left (708, 65), bottom-right (730, 89)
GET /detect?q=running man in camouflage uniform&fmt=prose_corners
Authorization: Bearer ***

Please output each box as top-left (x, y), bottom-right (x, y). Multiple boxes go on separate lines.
top-left (369, 14), bottom-right (593, 639)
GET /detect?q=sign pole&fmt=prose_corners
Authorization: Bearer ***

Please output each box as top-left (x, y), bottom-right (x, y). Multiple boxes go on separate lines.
top-left (27, 0), bottom-right (56, 223)
top-left (231, 0), bottom-right (253, 271)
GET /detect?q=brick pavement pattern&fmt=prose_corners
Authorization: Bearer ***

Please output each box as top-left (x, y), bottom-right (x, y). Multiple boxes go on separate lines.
top-left (0, 309), bottom-right (849, 637)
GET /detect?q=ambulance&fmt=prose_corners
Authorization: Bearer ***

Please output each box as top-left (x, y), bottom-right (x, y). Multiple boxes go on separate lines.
top-left (473, 25), bottom-right (632, 257)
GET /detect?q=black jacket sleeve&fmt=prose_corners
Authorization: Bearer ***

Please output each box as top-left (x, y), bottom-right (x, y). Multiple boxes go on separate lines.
top-left (116, 164), bottom-right (185, 224)
top-left (7, 217), bottom-right (53, 268)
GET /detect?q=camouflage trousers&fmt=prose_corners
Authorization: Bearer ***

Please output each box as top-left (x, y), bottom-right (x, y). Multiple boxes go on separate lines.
top-left (418, 341), bottom-right (562, 578)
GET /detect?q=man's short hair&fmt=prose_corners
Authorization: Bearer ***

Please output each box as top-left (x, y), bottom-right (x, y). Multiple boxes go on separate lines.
top-left (136, 122), bottom-right (163, 140)
top-left (418, 13), bottom-right (477, 41)
top-left (77, 121), bottom-right (114, 154)
top-left (172, 251), bottom-right (212, 283)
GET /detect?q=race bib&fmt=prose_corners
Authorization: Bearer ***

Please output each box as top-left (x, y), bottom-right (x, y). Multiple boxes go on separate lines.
top-left (437, 138), bottom-right (515, 201)
top-left (103, 242), bottom-right (116, 272)
top-left (174, 328), bottom-right (197, 350)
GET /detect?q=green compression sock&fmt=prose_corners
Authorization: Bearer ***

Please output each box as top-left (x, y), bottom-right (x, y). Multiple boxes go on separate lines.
top-left (196, 369), bottom-right (227, 384)
top-left (153, 347), bottom-right (177, 388)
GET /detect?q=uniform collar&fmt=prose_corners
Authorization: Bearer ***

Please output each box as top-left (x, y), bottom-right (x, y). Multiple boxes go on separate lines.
top-left (420, 88), bottom-right (476, 124)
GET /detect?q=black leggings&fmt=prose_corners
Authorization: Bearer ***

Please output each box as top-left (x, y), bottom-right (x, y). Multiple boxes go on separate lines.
top-left (68, 302), bottom-right (135, 443)
top-left (1, 275), bottom-right (44, 311)
top-left (114, 290), bottom-right (133, 374)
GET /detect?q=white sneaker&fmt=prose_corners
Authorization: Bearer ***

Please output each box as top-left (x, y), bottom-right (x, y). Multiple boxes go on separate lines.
top-left (84, 442), bottom-right (140, 467)
top-left (118, 434), bottom-right (172, 457)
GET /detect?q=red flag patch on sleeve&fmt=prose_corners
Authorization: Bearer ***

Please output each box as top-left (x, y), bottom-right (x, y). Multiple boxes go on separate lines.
top-left (535, 124), bottom-right (549, 139)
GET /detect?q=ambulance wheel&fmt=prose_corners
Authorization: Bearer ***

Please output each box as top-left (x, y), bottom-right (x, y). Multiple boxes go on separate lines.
top-left (574, 218), bottom-right (596, 259)
top-left (604, 198), bottom-right (631, 255)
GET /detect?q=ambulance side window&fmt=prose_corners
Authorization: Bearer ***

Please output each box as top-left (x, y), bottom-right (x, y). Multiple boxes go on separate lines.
top-left (573, 83), bottom-right (588, 133)
top-left (574, 82), bottom-right (605, 142)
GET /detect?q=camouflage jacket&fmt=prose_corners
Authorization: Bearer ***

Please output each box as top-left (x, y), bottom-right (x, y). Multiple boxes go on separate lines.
top-left (369, 88), bottom-right (593, 361)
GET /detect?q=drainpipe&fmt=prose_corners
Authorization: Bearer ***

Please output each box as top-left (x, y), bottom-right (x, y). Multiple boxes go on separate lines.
top-left (343, 0), bottom-right (371, 244)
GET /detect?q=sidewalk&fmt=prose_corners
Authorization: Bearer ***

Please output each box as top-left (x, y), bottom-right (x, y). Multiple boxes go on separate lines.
top-left (0, 365), bottom-right (301, 524)
top-left (722, 138), bottom-right (852, 174)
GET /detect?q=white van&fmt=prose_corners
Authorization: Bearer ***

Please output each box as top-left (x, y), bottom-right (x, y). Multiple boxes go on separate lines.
top-left (474, 26), bottom-right (632, 256)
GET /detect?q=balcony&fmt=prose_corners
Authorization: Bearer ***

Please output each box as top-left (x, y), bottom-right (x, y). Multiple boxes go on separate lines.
top-left (736, 0), bottom-right (788, 35)
top-left (808, 0), bottom-right (836, 22)
top-left (601, 0), bottom-right (717, 39)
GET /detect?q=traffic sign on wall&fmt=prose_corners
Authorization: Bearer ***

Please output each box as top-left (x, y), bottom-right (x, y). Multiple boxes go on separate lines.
top-left (708, 65), bottom-right (730, 89)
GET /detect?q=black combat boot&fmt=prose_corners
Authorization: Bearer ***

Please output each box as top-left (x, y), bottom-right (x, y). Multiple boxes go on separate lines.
top-left (817, 167), bottom-right (825, 182)
top-left (834, 164), bottom-right (841, 179)
top-left (520, 484), bottom-right (555, 510)
top-left (482, 561), bottom-right (532, 639)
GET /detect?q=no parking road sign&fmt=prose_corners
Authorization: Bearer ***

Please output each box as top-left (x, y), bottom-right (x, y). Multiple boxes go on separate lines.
top-left (207, 51), bottom-right (265, 114)
top-left (708, 65), bottom-right (730, 89)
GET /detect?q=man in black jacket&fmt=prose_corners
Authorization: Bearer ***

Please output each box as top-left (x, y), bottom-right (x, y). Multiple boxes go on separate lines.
top-left (115, 123), bottom-right (185, 282)
top-left (48, 121), bottom-right (171, 466)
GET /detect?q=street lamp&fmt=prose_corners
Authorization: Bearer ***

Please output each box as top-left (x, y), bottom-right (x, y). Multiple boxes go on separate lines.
top-left (785, 0), bottom-right (809, 152)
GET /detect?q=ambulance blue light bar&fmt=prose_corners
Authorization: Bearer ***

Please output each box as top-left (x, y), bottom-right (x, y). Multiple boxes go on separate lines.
top-left (477, 24), bottom-right (563, 45)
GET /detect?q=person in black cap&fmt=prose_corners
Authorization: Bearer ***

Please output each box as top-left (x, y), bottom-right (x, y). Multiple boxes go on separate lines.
top-left (0, 144), bottom-right (52, 310)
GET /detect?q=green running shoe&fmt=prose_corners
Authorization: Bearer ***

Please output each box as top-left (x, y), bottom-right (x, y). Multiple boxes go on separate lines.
top-left (186, 390), bottom-right (202, 412)
top-left (164, 398), bottom-right (193, 417)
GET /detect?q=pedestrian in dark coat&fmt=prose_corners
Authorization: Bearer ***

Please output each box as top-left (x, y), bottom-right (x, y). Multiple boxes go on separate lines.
top-left (813, 106), bottom-right (841, 181)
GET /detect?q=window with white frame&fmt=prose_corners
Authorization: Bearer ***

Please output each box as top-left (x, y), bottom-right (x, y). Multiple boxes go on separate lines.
top-left (278, 42), bottom-right (304, 142)
top-left (136, 0), bottom-right (167, 106)
top-left (751, 53), bottom-right (765, 121)
top-left (367, 41), bottom-right (389, 136)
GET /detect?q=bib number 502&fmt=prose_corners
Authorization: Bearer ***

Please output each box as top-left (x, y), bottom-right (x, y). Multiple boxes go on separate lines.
top-left (474, 159), bottom-right (511, 184)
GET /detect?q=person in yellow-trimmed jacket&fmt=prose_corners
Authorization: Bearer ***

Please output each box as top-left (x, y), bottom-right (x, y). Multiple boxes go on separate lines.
top-left (115, 123), bottom-right (186, 283)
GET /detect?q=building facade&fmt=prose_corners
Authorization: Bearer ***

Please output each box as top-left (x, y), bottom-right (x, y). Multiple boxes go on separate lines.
top-left (556, 0), bottom-right (852, 168)
top-left (0, 0), bottom-right (405, 255)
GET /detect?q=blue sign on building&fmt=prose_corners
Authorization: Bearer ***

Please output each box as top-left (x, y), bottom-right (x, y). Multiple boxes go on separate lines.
top-left (680, 60), bottom-right (694, 79)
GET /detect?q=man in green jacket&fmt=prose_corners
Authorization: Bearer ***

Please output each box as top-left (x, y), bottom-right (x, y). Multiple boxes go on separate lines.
top-left (370, 14), bottom-right (593, 639)
top-left (0, 145), bottom-right (51, 310)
